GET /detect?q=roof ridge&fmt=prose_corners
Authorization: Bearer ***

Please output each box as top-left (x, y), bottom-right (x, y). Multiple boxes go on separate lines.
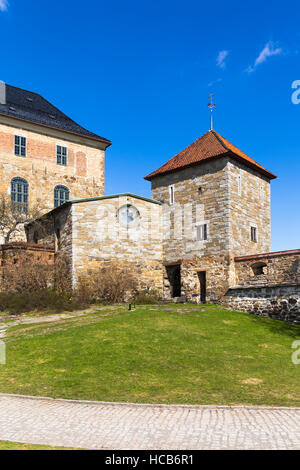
top-left (6, 83), bottom-right (41, 97)
top-left (210, 130), bottom-right (230, 152)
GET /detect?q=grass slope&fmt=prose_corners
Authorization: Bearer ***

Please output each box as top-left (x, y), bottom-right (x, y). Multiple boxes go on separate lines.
top-left (0, 304), bottom-right (299, 406)
top-left (0, 440), bottom-right (80, 450)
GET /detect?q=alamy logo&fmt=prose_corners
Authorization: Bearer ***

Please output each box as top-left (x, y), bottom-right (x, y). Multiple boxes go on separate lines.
top-left (291, 81), bottom-right (300, 104)
top-left (291, 340), bottom-right (300, 365)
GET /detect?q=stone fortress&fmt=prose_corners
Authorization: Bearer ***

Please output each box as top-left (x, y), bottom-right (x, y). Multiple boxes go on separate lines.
top-left (0, 82), bottom-right (299, 322)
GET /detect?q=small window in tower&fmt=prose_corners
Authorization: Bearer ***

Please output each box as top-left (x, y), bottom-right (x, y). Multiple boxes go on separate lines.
top-left (251, 226), bottom-right (257, 242)
top-left (57, 145), bottom-right (67, 166)
top-left (169, 185), bottom-right (174, 205)
top-left (197, 224), bottom-right (207, 241)
top-left (15, 136), bottom-right (26, 157)
top-left (238, 174), bottom-right (242, 196)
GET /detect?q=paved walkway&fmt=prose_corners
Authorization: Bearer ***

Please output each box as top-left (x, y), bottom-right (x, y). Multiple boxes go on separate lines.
top-left (0, 394), bottom-right (300, 449)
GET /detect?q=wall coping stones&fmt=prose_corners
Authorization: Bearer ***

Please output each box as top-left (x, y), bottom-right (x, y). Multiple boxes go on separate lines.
top-left (0, 242), bottom-right (55, 253)
top-left (235, 249), bottom-right (300, 262)
top-left (228, 283), bottom-right (300, 290)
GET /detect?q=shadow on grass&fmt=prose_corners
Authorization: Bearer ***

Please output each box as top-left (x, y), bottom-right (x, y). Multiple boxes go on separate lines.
top-left (244, 311), bottom-right (300, 339)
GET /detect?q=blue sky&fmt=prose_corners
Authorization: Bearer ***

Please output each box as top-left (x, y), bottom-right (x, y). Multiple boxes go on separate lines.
top-left (0, 0), bottom-right (299, 251)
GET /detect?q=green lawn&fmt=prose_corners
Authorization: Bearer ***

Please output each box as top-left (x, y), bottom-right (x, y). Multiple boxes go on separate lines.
top-left (0, 304), bottom-right (299, 406)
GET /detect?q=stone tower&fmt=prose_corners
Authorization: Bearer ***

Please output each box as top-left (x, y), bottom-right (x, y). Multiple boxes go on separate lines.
top-left (145, 130), bottom-right (276, 302)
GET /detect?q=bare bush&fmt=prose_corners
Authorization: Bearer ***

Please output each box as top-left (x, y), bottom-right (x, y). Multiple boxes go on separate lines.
top-left (54, 255), bottom-right (72, 296)
top-left (0, 255), bottom-right (77, 314)
top-left (75, 262), bottom-right (138, 304)
top-left (1, 260), bottom-right (53, 294)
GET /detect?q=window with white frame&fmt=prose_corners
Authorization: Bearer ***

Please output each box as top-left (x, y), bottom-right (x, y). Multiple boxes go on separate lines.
top-left (197, 223), bottom-right (207, 241)
top-left (56, 145), bottom-right (67, 166)
top-left (169, 185), bottom-right (174, 205)
top-left (14, 135), bottom-right (26, 157)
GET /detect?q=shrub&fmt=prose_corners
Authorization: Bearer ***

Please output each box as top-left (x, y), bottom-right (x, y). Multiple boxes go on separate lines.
top-left (0, 290), bottom-right (77, 315)
top-left (132, 288), bottom-right (161, 305)
top-left (74, 262), bottom-right (138, 305)
top-left (1, 262), bottom-right (53, 294)
top-left (0, 256), bottom-right (75, 314)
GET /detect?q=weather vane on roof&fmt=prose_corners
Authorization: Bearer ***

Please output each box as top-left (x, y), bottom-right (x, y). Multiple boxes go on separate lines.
top-left (208, 93), bottom-right (215, 131)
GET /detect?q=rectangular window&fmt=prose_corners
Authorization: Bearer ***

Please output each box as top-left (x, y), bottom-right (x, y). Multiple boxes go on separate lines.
top-left (57, 145), bottom-right (67, 165)
top-left (251, 226), bottom-right (257, 242)
top-left (238, 174), bottom-right (242, 196)
top-left (197, 224), bottom-right (207, 241)
top-left (169, 185), bottom-right (174, 205)
top-left (14, 135), bottom-right (26, 157)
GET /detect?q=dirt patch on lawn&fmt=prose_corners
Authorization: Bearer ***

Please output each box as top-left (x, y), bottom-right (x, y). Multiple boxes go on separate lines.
top-left (242, 378), bottom-right (263, 385)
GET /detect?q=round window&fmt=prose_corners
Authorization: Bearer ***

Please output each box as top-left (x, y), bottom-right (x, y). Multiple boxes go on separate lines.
top-left (117, 204), bottom-right (140, 226)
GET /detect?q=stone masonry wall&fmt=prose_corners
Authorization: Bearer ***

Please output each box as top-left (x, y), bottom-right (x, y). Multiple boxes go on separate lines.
top-left (71, 196), bottom-right (163, 293)
top-left (151, 157), bottom-right (272, 302)
top-left (220, 250), bottom-right (300, 323)
top-left (223, 285), bottom-right (300, 324)
top-left (151, 158), bottom-right (232, 301)
top-left (0, 242), bottom-right (55, 267)
top-left (228, 158), bottom-right (271, 257)
top-left (234, 250), bottom-right (300, 287)
top-left (0, 242), bottom-right (55, 291)
top-left (28, 196), bottom-right (163, 293)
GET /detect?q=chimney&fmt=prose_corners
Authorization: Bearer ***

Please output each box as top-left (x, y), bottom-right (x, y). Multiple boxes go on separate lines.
top-left (0, 81), bottom-right (6, 105)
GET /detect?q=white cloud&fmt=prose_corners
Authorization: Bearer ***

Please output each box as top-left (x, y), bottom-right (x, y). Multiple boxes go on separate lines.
top-left (0, 0), bottom-right (8, 12)
top-left (216, 50), bottom-right (229, 69)
top-left (247, 41), bottom-right (282, 73)
top-left (208, 78), bottom-right (222, 87)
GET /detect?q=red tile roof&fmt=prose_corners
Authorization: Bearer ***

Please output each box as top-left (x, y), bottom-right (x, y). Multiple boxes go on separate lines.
top-left (144, 130), bottom-right (276, 181)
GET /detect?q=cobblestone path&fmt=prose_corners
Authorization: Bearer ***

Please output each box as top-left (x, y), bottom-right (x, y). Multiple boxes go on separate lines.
top-left (0, 394), bottom-right (299, 449)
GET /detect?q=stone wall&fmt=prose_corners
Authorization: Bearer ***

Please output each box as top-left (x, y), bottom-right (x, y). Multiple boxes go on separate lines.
top-left (220, 250), bottom-right (300, 323)
top-left (228, 158), bottom-right (271, 257)
top-left (27, 195), bottom-right (164, 294)
top-left (0, 121), bottom-right (106, 242)
top-left (223, 284), bottom-right (300, 324)
top-left (234, 250), bottom-right (300, 287)
top-left (151, 159), bottom-right (232, 300)
top-left (0, 242), bottom-right (55, 291)
top-left (150, 156), bottom-right (272, 301)
top-left (71, 195), bottom-right (163, 293)
top-left (0, 242), bottom-right (55, 267)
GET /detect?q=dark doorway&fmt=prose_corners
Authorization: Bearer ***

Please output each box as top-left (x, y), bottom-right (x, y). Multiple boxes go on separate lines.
top-left (198, 271), bottom-right (206, 303)
top-left (166, 265), bottom-right (181, 298)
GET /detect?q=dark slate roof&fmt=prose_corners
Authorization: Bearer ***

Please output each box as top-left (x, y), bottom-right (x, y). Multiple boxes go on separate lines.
top-left (0, 84), bottom-right (111, 146)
